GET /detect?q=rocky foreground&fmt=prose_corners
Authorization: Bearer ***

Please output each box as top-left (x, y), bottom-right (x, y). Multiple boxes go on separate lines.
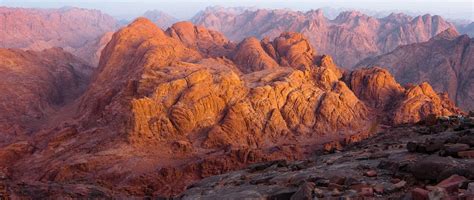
top-left (181, 114), bottom-right (474, 199)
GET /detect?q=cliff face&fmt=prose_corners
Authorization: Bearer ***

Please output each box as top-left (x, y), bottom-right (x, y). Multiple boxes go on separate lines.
top-left (357, 29), bottom-right (474, 111)
top-left (0, 48), bottom-right (92, 144)
top-left (0, 18), bottom-right (461, 198)
top-left (0, 7), bottom-right (118, 65)
top-left (192, 7), bottom-right (456, 68)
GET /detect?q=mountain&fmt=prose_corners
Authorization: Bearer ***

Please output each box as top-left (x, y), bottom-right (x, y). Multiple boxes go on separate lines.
top-left (0, 48), bottom-right (92, 144)
top-left (0, 7), bottom-right (118, 65)
top-left (191, 7), bottom-right (456, 68)
top-left (0, 19), bottom-right (461, 198)
top-left (142, 10), bottom-right (179, 29)
top-left (357, 29), bottom-right (474, 111)
top-left (457, 22), bottom-right (474, 37)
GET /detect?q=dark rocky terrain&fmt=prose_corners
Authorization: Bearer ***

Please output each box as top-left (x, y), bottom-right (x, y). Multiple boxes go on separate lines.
top-left (182, 114), bottom-right (474, 199)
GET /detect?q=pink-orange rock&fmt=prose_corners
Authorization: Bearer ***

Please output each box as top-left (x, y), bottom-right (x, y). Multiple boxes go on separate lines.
top-left (0, 7), bottom-right (118, 65)
top-left (0, 18), bottom-right (463, 199)
top-left (192, 8), bottom-right (456, 68)
top-left (166, 21), bottom-right (234, 57)
top-left (0, 48), bottom-right (91, 143)
top-left (357, 30), bottom-right (474, 111)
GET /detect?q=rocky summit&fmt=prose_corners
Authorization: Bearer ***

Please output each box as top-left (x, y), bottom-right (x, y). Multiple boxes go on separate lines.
top-left (0, 17), bottom-right (466, 199)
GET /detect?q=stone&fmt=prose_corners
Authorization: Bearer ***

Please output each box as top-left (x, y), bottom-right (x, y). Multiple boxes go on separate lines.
top-left (409, 156), bottom-right (460, 181)
top-left (394, 180), bottom-right (407, 189)
top-left (328, 183), bottom-right (344, 191)
top-left (411, 188), bottom-right (429, 200)
top-left (428, 187), bottom-right (449, 200)
top-left (331, 189), bottom-right (341, 197)
top-left (290, 182), bottom-right (315, 200)
top-left (373, 184), bottom-right (384, 194)
top-left (436, 174), bottom-right (467, 193)
top-left (442, 143), bottom-right (470, 157)
top-left (314, 188), bottom-right (325, 198)
top-left (468, 182), bottom-right (474, 194)
top-left (407, 142), bottom-right (418, 152)
top-left (329, 176), bottom-right (346, 185)
top-left (458, 150), bottom-right (474, 159)
top-left (358, 187), bottom-right (374, 197)
top-left (391, 178), bottom-right (401, 184)
top-left (364, 170), bottom-right (377, 177)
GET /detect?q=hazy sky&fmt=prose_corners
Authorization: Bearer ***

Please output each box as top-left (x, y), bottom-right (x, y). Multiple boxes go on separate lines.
top-left (1, 0), bottom-right (473, 21)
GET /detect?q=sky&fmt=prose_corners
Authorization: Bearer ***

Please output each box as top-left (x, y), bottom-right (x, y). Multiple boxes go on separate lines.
top-left (1, 0), bottom-right (473, 22)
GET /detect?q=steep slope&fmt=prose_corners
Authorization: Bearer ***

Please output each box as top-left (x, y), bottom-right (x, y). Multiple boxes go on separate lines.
top-left (0, 19), bottom-right (461, 198)
top-left (0, 48), bottom-right (92, 144)
top-left (357, 30), bottom-right (474, 111)
top-left (0, 6), bottom-right (118, 65)
top-left (143, 10), bottom-right (179, 29)
top-left (192, 7), bottom-right (456, 68)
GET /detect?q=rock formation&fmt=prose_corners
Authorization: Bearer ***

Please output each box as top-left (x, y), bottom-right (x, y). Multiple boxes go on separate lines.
top-left (0, 18), bottom-right (462, 198)
top-left (0, 48), bottom-right (92, 144)
top-left (357, 29), bottom-right (474, 111)
top-left (0, 6), bottom-right (118, 65)
top-left (192, 7), bottom-right (456, 68)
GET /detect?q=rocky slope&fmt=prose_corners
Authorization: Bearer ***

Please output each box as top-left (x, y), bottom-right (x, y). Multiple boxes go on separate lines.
top-left (0, 6), bottom-right (118, 65)
top-left (0, 18), bottom-right (462, 198)
top-left (0, 48), bottom-right (92, 144)
top-left (182, 114), bottom-right (474, 199)
top-left (143, 10), bottom-right (179, 29)
top-left (357, 29), bottom-right (474, 111)
top-left (192, 7), bottom-right (456, 68)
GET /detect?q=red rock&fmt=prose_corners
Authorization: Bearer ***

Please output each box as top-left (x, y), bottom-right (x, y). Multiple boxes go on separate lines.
top-left (458, 150), bottom-right (474, 159)
top-left (436, 174), bottom-right (467, 193)
top-left (328, 183), bottom-right (344, 191)
top-left (411, 187), bottom-right (430, 200)
top-left (394, 180), bottom-right (407, 189)
top-left (364, 170), bottom-right (378, 177)
top-left (359, 187), bottom-right (374, 197)
top-left (373, 184), bottom-right (384, 194)
top-left (391, 178), bottom-right (401, 184)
